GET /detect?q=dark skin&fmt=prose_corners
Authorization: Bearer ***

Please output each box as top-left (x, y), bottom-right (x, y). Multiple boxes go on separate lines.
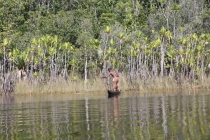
top-left (101, 69), bottom-right (119, 91)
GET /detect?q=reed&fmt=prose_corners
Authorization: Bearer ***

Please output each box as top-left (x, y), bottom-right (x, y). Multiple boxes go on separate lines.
top-left (14, 76), bottom-right (109, 95)
top-left (13, 74), bottom-right (210, 95)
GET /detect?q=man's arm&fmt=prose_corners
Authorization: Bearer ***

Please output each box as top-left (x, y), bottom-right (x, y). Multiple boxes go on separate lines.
top-left (101, 72), bottom-right (110, 78)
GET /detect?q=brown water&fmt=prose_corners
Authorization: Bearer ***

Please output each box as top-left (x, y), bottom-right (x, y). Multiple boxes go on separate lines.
top-left (1, 91), bottom-right (210, 140)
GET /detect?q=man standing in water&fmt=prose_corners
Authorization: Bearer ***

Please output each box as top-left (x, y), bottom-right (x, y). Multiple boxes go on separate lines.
top-left (101, 67), bottom-right (120, 91)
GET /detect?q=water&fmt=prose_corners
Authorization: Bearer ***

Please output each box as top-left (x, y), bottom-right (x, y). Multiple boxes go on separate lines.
top-left (1, 91), bottom-right (210, 140)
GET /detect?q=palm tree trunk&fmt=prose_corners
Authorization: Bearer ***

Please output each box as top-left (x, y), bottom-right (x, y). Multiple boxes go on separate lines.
top-left (84, 45), bottom-right (88, 89)
top-left (160, 42), bottom-right (165, 77)
top-left (2, 47), bottom-right (6, 93)
top-left (201, 57), bottom-right (204, 81)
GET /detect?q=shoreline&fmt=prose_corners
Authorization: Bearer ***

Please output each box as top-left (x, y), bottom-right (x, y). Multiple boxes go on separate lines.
top-left (2, 75), bottom-right (210, 96)
top-left (1, 88), bottom-right (210, 104)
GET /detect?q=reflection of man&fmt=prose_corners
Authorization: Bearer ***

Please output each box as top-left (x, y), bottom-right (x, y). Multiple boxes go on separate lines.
top-left (101, 68), bottom-right (119, 91)
top-left (113, 96), bottom-right (119, 121)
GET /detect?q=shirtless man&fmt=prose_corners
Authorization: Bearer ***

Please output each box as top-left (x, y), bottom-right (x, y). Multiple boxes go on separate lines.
top-left (101, 67), bottom-right (120, 91)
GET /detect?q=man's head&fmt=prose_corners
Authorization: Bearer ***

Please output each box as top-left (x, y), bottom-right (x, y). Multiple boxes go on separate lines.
top-left (108, 67), bottom-right (112, 72)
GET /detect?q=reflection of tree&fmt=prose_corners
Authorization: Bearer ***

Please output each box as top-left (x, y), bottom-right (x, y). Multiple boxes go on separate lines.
top-left (104, 96), bottom-right (110, 140)
top-left (153, 96), bottom-right (161, 123)
top-left (85, 97), bottom-right (90, 140)
top-left (1, 94), bottom-right (210, 139)
top-left (161, 96), bottom-right (168, 139)
top-left (1, 95), bottom-right (15, 139)
top-left (129, 95), bottom-right (138, 138)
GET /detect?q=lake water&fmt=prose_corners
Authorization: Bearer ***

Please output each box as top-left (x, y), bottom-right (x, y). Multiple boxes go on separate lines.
top-left (1, 91), bottom-right (210, 140)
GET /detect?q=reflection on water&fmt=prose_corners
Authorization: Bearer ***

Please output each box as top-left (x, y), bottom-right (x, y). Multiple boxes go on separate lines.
top-left (1, 91), bottom-right (210, 139)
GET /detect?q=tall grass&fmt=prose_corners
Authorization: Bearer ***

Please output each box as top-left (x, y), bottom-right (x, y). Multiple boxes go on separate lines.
top-left (14, 74), bottom-right (210, 95)
top-left (14, 76), bottom-right (109, 94)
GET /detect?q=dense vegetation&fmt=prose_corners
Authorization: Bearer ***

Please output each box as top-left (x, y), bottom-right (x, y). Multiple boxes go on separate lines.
top-left (1, 0), bottom-right (210, 94)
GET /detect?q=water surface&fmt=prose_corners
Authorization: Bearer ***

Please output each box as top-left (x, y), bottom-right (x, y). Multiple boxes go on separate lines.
top-left (1, 91), bottom-right (210, 140)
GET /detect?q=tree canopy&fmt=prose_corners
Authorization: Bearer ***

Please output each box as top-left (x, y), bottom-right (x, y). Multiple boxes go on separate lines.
top-left (1, 0), bottom-right (210, 93)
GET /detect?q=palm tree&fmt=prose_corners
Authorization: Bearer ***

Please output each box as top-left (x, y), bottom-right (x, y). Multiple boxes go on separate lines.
top-left (159, 27), bottom-right (172, 77)
top-left (1, 38), bottom-right (11, 93)
top-left (2, 38), bottom-right (11, 74)
top-left (69, 58), bottom-right (78, 80)
top-left (118, 32), bottom-right (125, 65)
top-left (61, 42), bottom-right (74, 80)
top-left (166, 44), bottom-right (176, 77)
top-left (196, 34), bottom-right (210, 81)
top-left (89, 39), bottom-right (100, 75)
top-left (171, 4), bottom-right (181, 38)
top-left (102, 26), bottom-right (111, 61)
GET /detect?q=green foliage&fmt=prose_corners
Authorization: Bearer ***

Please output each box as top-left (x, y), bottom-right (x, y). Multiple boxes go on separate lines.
top-left (14, 56), bottom-right (26, 70)
top-left (1, 0), bottom-right (210, 84)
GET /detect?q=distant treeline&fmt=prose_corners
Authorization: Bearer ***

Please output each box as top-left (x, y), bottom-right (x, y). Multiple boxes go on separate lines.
top-left (1, 0), bottom-right (210, 93)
